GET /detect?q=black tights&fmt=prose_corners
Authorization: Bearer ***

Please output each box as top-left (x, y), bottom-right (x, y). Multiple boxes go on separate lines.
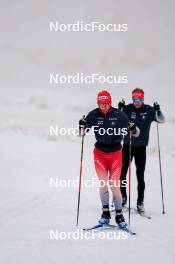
top-left (120, 144), bottom-right (146, 204)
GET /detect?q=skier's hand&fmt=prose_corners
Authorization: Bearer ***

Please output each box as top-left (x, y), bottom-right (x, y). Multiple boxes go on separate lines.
top-left (153, 102), bottom-right (160, 111)
top-left (128, 121), bottom-right (136, 132)
top-left (118, 99), bottom-right (125, 109)
top-left (79, 115), bottom-right (86, 126)
top-left (79, 115), bottom-right (86, 136)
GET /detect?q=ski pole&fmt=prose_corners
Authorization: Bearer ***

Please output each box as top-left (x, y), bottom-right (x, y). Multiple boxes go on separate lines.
top-left (156, 117), bottom-right (165, 214)
top-left (76, 129), bottom-right (85, 226)
top-left (128, 131), bottom-right (132, 226)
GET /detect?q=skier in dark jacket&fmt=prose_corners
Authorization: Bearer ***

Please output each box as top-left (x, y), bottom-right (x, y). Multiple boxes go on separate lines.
top-left (118, 88), bottom-right (165, 213)
top-left (79, 90), bottom-right (139, 228)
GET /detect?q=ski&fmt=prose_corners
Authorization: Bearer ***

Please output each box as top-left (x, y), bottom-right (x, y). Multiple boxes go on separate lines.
top-left (83, 223), bottom-right (118, 231)
top-left (123, 206), bottom-right (152, 219)
top-left (118, 225), bottom-right (136, 235)
top-left (135, 210), bottom-right (151, 219)
top-left (83, 223), bottom-right (136, 235)
top-left (83, 223), bottom-right (104, 231)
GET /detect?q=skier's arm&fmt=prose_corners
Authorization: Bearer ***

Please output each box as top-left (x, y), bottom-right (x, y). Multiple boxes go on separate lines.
top-left (153, 102), bottom-right (165, 123)
top-left (85, 112), bottom-right (94, 130)
top-left (121, 104), bottom-right (130, 118)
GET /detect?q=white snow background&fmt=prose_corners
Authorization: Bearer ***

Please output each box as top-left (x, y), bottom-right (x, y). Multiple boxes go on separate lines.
top-left (0, 0), bottom-right (175, 263)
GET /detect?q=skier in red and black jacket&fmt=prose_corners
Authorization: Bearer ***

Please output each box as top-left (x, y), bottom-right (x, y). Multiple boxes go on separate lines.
top-left (118, 88), bottom-right (165, 213)
top-left (79, 90), bottom-right (139, 228)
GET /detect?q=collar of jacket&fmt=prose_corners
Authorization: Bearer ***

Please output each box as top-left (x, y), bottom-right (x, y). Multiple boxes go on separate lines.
top-left (99, 106), bottom-right (112, 115)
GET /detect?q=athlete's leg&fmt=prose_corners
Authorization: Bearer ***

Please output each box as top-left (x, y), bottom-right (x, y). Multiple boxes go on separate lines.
top-left (108, 149), bottom-right (123, 211)
top-left (120, 144), bottom-right (130, 197)
top-left (93, 148), bottom-right (109, 207)
top-left (134, 146), bottom-right (146, 204)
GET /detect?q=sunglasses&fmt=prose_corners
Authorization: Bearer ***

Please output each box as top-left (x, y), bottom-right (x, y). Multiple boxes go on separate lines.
top-left (133, 98), bottom-right (143, 103)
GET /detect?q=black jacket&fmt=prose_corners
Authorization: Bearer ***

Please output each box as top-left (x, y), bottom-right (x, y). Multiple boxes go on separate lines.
top-left (122, 104), bottom-right (165, 147)
top-left (85, 107), bottom-right (129, 153)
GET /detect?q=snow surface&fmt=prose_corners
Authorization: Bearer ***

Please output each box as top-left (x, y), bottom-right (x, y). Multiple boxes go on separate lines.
top-left (0, 0), bottom-right (175, 263)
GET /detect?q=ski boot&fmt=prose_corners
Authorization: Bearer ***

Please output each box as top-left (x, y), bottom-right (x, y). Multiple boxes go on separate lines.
top-left (137, 202), bottom-right (145, 214)
top-left (98, 206), bottom-right (111, 225)
top-left (115, 211), bottom-right (127, 229)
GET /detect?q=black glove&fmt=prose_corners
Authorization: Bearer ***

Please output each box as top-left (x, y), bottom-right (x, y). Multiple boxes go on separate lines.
top-left (118, 99), bottom-right (125, 109)
top-left (128, 121), bottom-right (136, 132)
top-left (79, 115), bottom-right (86, 126)
top-left (153, 102), bottom-right (160, 111)
top-left (79, 115), bottom-right (86, 136)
